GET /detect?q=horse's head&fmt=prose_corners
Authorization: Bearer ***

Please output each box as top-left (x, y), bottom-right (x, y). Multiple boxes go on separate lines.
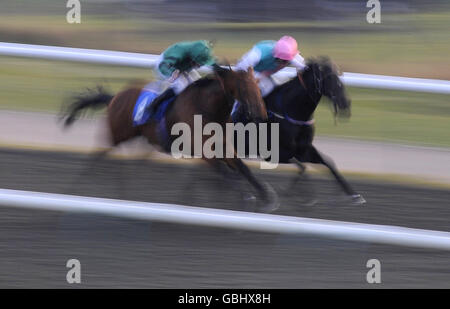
top-left (213, 65), bottom-right (267, 122)
top-left (305, 57), bottom-right (351, 119)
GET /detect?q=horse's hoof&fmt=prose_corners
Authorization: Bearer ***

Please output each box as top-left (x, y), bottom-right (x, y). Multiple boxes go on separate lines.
top-left (258, 182), bottom-right (280, 213)
top-left (243, 193), bottom-right (257, 201)
top-left (351, 194), bottom-right (366, 205)
top-left (303, 198), bottom-right (318, 207)
top-left (242, 193), bottom-right (257, 212)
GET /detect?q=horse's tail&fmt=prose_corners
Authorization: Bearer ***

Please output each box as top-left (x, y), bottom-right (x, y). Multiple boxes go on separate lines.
top-left (62, 85), bottom-right (114, 127)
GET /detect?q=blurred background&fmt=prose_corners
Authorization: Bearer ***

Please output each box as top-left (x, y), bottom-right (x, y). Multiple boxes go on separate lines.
top-left (0, 0), bottom-right (449, 145)
top-left (0, 0), bottom-right (449, 288)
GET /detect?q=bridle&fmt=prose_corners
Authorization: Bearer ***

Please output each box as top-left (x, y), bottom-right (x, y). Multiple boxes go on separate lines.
top-left (298, 65), bottom-right (342, 120)
top-left (268, 68), bottom-right (324, 126)
top-left (297, 64), bottom-right (323, 103)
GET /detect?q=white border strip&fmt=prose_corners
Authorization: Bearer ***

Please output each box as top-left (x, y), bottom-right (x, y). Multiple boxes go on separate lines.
top-left (1, 42), bottom-right (450, 94)
top-left (1, 188), bottom-right (449, 250)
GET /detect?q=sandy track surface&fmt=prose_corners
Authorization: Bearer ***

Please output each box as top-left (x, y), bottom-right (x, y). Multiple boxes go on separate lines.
top-left (0, 149), bottom-right (449, 288)
top-left (1, 110), bottom-right (449, 184)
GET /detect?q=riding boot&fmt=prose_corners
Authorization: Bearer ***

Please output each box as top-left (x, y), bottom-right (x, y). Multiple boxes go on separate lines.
top-left (147, 88), bottom-right (176, 118)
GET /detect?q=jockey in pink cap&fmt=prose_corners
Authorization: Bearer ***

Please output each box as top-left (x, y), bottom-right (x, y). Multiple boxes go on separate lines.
top-left (236, 36), bottom-right (306, 97)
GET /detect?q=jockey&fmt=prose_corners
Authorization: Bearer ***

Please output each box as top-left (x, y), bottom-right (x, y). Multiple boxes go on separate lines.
top-left (236, 36), bottom-right (307, 97)
top-left (144, 40), bottom-right (216, 117)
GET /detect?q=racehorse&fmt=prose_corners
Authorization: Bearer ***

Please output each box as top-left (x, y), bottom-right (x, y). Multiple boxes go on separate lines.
top-left (62, 65), bottom-right (279, 211)
top-left (233, 57), bottom-right (366, 204)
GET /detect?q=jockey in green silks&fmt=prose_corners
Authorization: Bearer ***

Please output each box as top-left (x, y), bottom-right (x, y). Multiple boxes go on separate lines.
top-left (236, 36), bottom-right (307, 97)
top-left (144, 40), bottom-right (216, 118)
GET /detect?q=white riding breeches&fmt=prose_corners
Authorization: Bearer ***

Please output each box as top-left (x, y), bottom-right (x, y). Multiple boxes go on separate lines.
top-left (145, 54), bottom-right (201, 95)
top-left (172, 69), bottom-right (201, 94)
top-left (255, 72), bottom-right (279, 97)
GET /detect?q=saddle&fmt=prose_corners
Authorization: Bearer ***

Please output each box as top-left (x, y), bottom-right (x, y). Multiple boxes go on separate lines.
top-left (132, 90), bottom-right (177, 152)
top-left (132, 90), bottom-right (176, 127)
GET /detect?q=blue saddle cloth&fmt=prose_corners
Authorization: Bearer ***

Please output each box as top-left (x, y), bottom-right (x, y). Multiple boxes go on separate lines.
top-left (132, 90), bottom-right (175, 127)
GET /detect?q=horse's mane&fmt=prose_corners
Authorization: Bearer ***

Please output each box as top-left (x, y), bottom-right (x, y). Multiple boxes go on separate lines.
top-left (305, 56), bottom-right (341, 76)
top-left (185, 65), bottom-right (231, 90)
top-left (189, 76), bottom-right (217, 89)
top-left (269, 56), bottom-right (341, 97)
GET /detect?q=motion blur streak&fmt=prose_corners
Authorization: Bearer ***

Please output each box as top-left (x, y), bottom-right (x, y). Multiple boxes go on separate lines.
top-left (1, 0), bottom-right (449, 288)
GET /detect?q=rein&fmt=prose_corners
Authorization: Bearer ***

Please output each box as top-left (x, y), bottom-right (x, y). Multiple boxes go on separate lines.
top-left (298, 66), bottom-right (340, 124)
top-left (215, 72), bottom-right (227, 94)
top-left (268, 67), bottom-right (325, 127)
top-left (214, 72), bottom-right (234, 110)
top-left (297, 72), bottom-right (307, 90)
top-left (297, 66), bottom-right (322, 102)
top-left (272, 90), bottom-right (314, 126)
top-left (269, 110), bottom-right (315, 126)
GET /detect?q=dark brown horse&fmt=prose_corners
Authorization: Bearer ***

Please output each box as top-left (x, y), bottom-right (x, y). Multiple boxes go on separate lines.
top-left (62, 65), bottom-right (279, 212)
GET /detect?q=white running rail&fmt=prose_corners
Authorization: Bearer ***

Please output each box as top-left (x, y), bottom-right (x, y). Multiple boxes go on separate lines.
top-left (1, 42), bottom-right (450, 94)
top-left (1, 188), bottom-right (449, 251)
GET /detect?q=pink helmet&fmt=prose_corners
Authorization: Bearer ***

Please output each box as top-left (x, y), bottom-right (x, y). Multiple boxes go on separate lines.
top-left (273, 36), bottom-right (299, 61)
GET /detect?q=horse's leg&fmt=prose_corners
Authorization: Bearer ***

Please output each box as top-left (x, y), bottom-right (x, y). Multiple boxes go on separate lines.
top-left (301, 145), bottom-right (366, 205)
top-left (287, 158), bottom-right (306, 188)
top-left (69, 121), bottom-right (132, 196)
top-left (113, 150), bottom-right (128, 200)
top-left (202, 158), bottom-right (254, 206)
top-left (65, 147), bottom-right (113, 195)
top-left (286, 157), bottom-right (318, 207)
top-left (74, 146), bottom-right (129, 199)
top-left (205, 158), bottom-right (239, 184)
top-left (274, 138), bottom-right (317, 205)
top-left (223, 157), bottom-right (279, 213)
top-left (278, 144), bottom-right (305, 191)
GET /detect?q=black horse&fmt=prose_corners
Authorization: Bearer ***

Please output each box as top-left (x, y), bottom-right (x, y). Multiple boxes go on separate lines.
top-left (233, 57), bottom-right (366, 205)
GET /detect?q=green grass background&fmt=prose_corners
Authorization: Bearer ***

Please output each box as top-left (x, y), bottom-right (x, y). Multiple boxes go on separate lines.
top-left (0, 9), bottom-right (449, 147)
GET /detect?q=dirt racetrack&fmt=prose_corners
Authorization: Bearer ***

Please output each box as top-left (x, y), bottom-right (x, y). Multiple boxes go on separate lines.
top-left (1, 110), bottom-right (450, 184)
top-left (0, 148), bottom-right (449, 288)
